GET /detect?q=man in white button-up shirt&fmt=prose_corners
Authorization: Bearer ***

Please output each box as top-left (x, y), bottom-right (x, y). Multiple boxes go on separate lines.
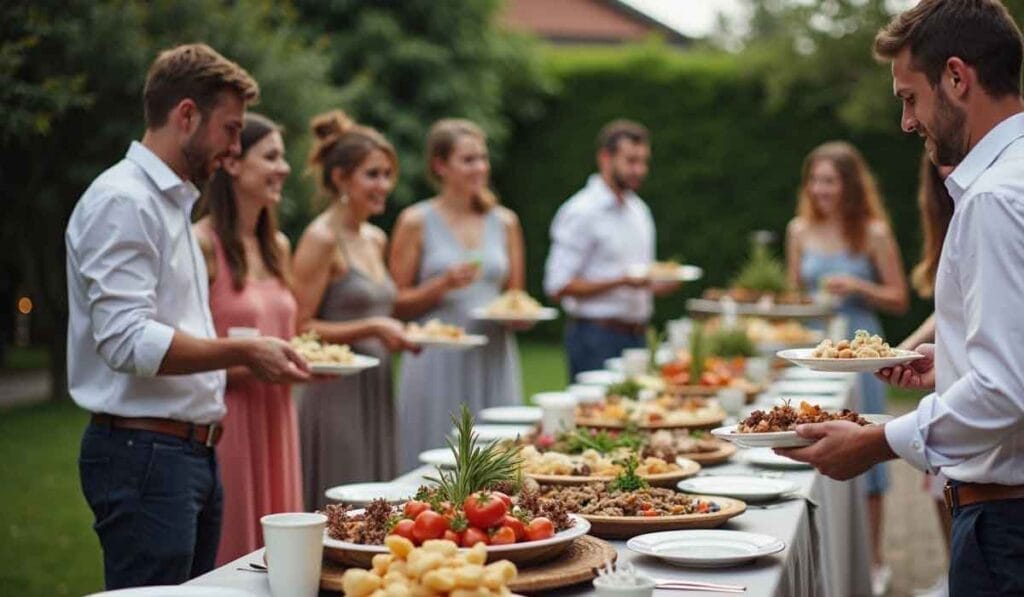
top-left (777, 2), bottom-right (1024, 593)
top-left (544, 120), bottom-right (678, 378)
top-left (68, 44), bottom-right (309, 590)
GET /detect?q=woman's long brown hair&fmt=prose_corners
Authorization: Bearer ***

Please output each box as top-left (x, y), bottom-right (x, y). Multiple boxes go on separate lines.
top-left (426, 118), bottom-right (498, 213)
top-left (797, 141), bottom-right (889, 254)
top-left (910, 152), bottom-right (955, 298)
top-left (196, 112), bottom-right (288, 290)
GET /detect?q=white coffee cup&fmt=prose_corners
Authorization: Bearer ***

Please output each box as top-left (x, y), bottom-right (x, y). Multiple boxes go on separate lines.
top-left (745, 356), bottom-right (771, 383)
top-left (622, 348), bottom-right (650, 376)
top-left (567, 384), bottom-right (605, 404)
top-left (533, 391), bottom-right (577, 435)
top-left (716, 387), bottom-right (747, 416)
top-left (261, 512), bottom-right (327, 597)
top-left (227, 326), bottom-right (260, 338)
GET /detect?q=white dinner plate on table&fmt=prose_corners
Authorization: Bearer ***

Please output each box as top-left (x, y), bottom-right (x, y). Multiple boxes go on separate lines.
top-left (470, 306), bottom-right (559, 324)
top-left (712, 414), bottom-right (892, 449)
top-left (627, 263), bottom-right (704, 282)
top-left (88, 588), bottom-right (253, 597)
top-left (451, 424), bottom-right (534, 442)
top-left (777, 348), bottom-right (924, 373)
top-left (603, 357), bottom-right (624, 372)
top-left (309, 354), bottom-right (379, 376)
top-left (575, 370), bottom-right (625, 386)
top-left (742, 448), bottom-right (813, 470)
top-left (325, 482), bottom-right (422, 506)
top-left (677, 475), bottom-right (799, 503)
top-left (407, 334), bottom-right (488, 350)
top-left (478, 406), bottom-right (542, 424)
top-left (768, 379), bottom-right (849, 395)
top-left (627, 530), bottom-right (785, 568)
top-left (418, 448), bottom-right (457, 469)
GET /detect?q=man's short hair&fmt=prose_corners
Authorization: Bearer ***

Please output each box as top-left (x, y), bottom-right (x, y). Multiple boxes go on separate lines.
top-left (143, 43), bottom-right (259, 128)
top-left (874, 0), bottom-right (1023, 97)
top-left (597, 119), bottom-right (650, 154)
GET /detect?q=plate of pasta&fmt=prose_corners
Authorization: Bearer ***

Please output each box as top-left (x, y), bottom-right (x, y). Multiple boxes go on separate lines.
top-left (472, 290), bottom-right (559, 323)
top-left (406, 320), bottom-right (488, 349)
top-left (290, 332), bottom-right (380, 375)
top-left (778, 330), bottom-right (924, 372)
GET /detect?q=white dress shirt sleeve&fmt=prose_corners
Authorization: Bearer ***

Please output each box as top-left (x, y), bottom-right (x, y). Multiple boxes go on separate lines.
top-left (543, 207), bottom-right (592, 297)
top-left (885, 192), bottom-right (1024, 471)
top-left (72, 193), bottom-right (176, 377)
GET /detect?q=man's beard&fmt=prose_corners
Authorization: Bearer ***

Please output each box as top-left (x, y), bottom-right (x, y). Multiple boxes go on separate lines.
top-left (611, 169), bottom-right (641, 193)
top-left (182, 129), bottom-right (217, 187)
top-left (925, 86), bottom-right (968, 167)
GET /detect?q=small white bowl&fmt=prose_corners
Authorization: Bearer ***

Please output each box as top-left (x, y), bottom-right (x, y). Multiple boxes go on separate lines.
top-left (593, 573), bottom-right (656, 597)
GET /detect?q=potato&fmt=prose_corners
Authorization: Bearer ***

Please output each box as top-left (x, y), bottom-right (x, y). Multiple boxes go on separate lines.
top-left (454, 564), bottom-right (485, 588)
top-left (342, 568), bottom-right (383, 597)
top-left (383, 584), bottom-right (412, 597)
top-left (372, 553), bottom-right (394, 575)
top-left (386, 535), bottom-right (415, 559)
top-left (408, 551), bottom-right (445, 577)
top-left (465, 543), bottom-right (487, 565)
top-left (387, 560), bottom-right (410, 578)
top-left (421, 539), bottom-right (459, 557)
top-left (483, 561), bottom-right (516, 588)
top-left (421, 568), bottom-right (457, 592)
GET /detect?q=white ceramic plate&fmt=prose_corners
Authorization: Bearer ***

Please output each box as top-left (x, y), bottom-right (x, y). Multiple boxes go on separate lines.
top-left (712, 414), bottom-right (892, 449)
top-left (768, 379), bottom-right (850, 395)
top-left (325, 482), bottom-right (422, 506)
top-left (677, 475), bottom-right (799, 503)
top-left (309, 354), bottom-right (380, 376)
top-left (777, 348), bottom-right (924, 373)
top-left (478, 406), bottom-right (542, 424)
top-left (778, 367), bottom-right (854, 381)
top-left (88, 588), bottom-right (253, 597)
top-left (418, 448), bottom-right (457, 469)
top-left (408, 334), bottom-right (489, 349)
top-left (627, 530), bottom-right (785, 568)
top-left (575, 370), bottom-right (626, 386)
top-left (324, 512), bottom-right (591, 563)
top-left (627, 263), bottom-right (704, 282)
top-left (742, 447), bottom-right (813, 470)
top-left (603, 357), bottom-right (624, 372)
top-left (470, 306), bottom-right (559, 323)
top-left (452, 424), bottom-right (534, 442)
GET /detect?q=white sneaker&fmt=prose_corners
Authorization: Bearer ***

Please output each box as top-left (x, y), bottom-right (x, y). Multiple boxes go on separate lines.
top-left (871, 564), bottom-right (892, 596)
top-left (912, 576), bottom-right (949, 597)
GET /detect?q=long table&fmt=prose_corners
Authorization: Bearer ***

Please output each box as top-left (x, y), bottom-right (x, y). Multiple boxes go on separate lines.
top-left (188, 369), bottom-right (872, 596)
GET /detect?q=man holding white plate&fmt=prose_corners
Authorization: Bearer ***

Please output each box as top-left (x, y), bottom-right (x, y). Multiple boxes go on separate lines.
top-left (777, 2), bottom-right (1024, 594)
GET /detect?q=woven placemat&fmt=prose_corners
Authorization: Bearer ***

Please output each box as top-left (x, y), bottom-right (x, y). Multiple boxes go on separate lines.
top-left (318, 535), bottom-right (616, 594)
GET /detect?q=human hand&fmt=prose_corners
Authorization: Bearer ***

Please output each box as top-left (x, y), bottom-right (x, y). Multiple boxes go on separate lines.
top-left (775, 421), bottom-right (893, 481)
top-left (372, 317), bottom-right (421, 353)
top-left (620, 274), bottom-right (651, 289)
top-left (241, 337), bottom-right (311, 383)
top-left (444, 262), bottom-right (480, 290)
top-left (876, 343), bottom-right (935, 389)
top-left (652, 280), bottom-right (681, 296)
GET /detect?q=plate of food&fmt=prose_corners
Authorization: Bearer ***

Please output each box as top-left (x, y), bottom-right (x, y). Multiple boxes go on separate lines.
top-left (627, 530), bottom-right (785, 568)
top-left (479, 406), bottom-right (543, 425)
top-left (712, 401), bottom-right (890, 448)
top-left (290, 331), bottom-right (380, 375)
top-left (406, 319), bottom-right (488, 349)
top-left (644, 429), bottom-right (737, 466)
top-left (676, 475), bottom-right (799, 503)
top-left (778, 330), bottom-right (924, 372)
top-left (576, 395), bottom-right (726, 430)
top-left (472, 290), bottom-right (559, 323)
top-left (519, 446), bottom-right (700, 488)
top-left (324, 482), bottom-right (423, 507)
top-left (627, 261), bottom-right (703, 283)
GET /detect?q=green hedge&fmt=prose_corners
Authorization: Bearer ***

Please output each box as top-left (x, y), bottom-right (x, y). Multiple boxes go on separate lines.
top-left (494, 44), bottom-right (931, 343)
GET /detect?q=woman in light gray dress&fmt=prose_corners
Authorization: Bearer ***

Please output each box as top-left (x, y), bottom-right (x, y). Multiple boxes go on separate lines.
top-left (292, 110), bottom-right (418, 510)
top-left (390, 119), bottom-right (527, 472)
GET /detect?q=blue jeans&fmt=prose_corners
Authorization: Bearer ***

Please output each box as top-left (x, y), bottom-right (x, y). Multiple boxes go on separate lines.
top-left (949, 483), bottom-right (1024, 595)
top-left (79, 423), bottom-right (223, 589)
top-left (565, 319), bottom-right (645, 380)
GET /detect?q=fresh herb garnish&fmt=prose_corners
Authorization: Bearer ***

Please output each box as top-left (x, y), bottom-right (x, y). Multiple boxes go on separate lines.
top-left (608, 454), bottom-right (650, 492)
top-left (606, 378), bottom-right (644, 400)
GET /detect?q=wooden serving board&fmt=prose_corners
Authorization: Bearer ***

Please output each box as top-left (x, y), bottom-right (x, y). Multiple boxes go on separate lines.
top-left (527, 458), bottom-right (701, 488)
top-left (318, 535), bottom-right (616, 594)
top-left (679, 441), bottom-right (737, 466)
top-left (581, 495), bottom-right (747, 539)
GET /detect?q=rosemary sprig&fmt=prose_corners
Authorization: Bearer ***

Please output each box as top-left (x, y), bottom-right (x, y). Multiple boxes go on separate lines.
top-left (424, 404), bottom-right (522, 506)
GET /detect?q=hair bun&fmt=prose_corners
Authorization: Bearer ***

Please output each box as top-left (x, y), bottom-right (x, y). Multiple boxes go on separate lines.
top-left (310, 109), bottom-right (354, 141)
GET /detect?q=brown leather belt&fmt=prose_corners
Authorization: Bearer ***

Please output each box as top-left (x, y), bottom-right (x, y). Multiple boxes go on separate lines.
top-left (575, 317), bottom-right (647, 336)
top-left (91, 413), bottom-right (224, 448)
top-left (944, 482), bottom-right (1024, 511)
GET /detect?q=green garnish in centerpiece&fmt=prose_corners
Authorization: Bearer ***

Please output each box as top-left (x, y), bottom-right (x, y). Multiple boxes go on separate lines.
top-left (608, 454), bottom-right (650, 492)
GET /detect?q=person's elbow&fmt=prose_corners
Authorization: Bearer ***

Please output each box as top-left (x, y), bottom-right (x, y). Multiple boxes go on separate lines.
top-left (94, 317), bottom-right (173, 377)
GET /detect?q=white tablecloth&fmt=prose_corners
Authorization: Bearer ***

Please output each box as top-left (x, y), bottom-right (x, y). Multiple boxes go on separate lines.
top-left (188, 370), bottom-right (872, 596)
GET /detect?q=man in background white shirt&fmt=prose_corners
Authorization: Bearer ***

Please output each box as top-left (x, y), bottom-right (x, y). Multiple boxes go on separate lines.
top-left (67, 44), bottom-right (309, 589)
top-left (544, 120), bottom-right (678, 379)
top-left (777, 1), bottom-right (1024, 593)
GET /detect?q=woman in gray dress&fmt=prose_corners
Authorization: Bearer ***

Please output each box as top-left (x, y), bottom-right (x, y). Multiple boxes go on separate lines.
top-left (292, 110), bottom-right (418, 510)
top-left (389, 119), bottom-right (527, 472)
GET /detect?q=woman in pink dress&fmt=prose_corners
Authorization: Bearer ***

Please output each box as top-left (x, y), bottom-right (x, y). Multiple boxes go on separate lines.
top-left (194, 113), bottom-right (303, 565)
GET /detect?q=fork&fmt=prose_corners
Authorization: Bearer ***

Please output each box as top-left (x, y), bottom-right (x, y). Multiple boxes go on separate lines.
top-left (654, 578), bottom-right (746, 593)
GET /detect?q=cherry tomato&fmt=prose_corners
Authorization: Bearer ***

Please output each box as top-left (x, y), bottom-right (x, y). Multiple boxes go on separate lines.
top-left (443, 529), bottom-right (463, 544)
top-left (462, 526), bottom-right (490, 547)
top-left (390, 518), bottom-right (417, 544)
top-left (525, 517), bottom-right (555, 541)
top-left (463, 491), bottom-right (508, 529)
top-left (502, 515), bottom-right (527, 541)
top-left (490, 525), bottom-right (517, 545)
top-left (642, 510), bottom-right (659, 517)
top-left (412, 510), bottom-right (448, 543)
top-left (403, 500), bottom-right (431, 519)
top-left (491, 491), bottom-right (513, 509)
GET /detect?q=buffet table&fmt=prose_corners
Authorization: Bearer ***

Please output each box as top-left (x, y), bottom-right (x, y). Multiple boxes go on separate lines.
top-left (188, 369), bottom-right (872, 596)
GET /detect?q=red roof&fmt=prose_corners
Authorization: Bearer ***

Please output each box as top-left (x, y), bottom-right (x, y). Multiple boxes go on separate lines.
top-left (501, 0), bottom-right (689, 45)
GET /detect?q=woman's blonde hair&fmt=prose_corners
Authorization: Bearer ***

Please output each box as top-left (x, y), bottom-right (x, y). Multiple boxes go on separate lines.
top-left (797, 141), bottom-right (889, 254)
top-left (307, 109), bottom-right (398, 208)
top-left (425, 118), bottom-right (498, 212)
top-left (910, 152), bottom-right (954, 298)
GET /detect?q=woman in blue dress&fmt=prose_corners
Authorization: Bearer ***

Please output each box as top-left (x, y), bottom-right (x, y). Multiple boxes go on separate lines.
top-left (785, 141), bottom-right (909, 596)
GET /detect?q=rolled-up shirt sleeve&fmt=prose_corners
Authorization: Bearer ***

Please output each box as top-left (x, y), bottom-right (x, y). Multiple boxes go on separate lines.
top-left (543, 208), bottom-right (592, 297)
top-left (72, 194), bottom-right (174, 377)
top-left (885, 193), bottom-right (1024, 472)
